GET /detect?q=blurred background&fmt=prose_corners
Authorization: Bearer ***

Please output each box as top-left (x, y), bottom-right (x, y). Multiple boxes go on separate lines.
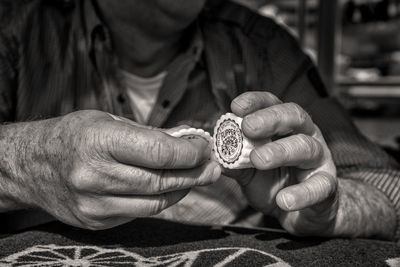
top-left (235, 0), bottom-right (400, 162)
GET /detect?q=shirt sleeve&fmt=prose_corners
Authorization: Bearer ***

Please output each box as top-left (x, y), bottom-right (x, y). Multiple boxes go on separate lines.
top-left (0, 0), bottom-right (18, 122)
top-left (253, 17), bottom-right (400, 238)
top-left (0, 40), bottom-right (17, 122)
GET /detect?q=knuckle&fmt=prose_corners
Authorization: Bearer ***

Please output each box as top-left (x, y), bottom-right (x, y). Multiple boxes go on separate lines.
top-left (150, 171), bottom-right (165, 193)
top-left (109, 127), bottom-right (134, 153)
top-left (319, 172), bottom-right (337, 195)
top-left (82, 110), bottom-right (105, 119)
top-left (154, 173), bottom-right (183, 193)
top-left (297, 133), bottom-right (312, 149)
top-left (302, 182), bottom-right (315, 203)
top-left (67, 110), bottom-right (103, 123)
top-left (105, 123), bottom-right (138, 152)
top-left (82, 127), bottom-right (109, 157)
top-left (132, 168), bottom-right (164, 194)
top-left (273, 141), bottom-right (291, 161)
top-left (296, 134), bottom-right (321, 160)
top-left (76, 201), bottom-right (93, 218)
top-left (79, 123), bottom-right (92, 138)
top-left (289, 102), bottom-right (302, 113)
top-left (76, 198), bottom-right (104, 220)
top-left (170, 175), bottom-right (188, 189)
top-left (268, 107), bottom-right (282, 123)
top-left (69, 169), bottom-right (94, 192)
top-left (149, 195), bottom-right (169, 216)
top-left (70, 174), bottom-right (86, 191)
top-left (69, 165), bottom-right (108, 194)
top-left (290, 102), bottom-right (307, 125)
top-left (126, 168), bottom-right (159, 193)
top-left (267, 108), bottom-right (281, 130)
top-left (303, 173), bottom-right (337, 204)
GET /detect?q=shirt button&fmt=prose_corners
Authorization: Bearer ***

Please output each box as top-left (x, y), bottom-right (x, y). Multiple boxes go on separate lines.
top-left (93, 25), bottom-right (107, 42)
top-left (117, 94), bottom-right (126, 104)
top-left (162, 100), bottom-right (170, 109)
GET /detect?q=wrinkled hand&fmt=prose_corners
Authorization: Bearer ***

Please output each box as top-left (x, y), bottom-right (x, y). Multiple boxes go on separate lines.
top-left (18, 110), bottom-right (220, 230)
top-left (227, 92), bottom-right (338, 236)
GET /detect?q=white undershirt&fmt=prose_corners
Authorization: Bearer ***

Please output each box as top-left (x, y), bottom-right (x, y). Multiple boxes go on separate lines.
top-left (119, 69), bottom-right (167, 124)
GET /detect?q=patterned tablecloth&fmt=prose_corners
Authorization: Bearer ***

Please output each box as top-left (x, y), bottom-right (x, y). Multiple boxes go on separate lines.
top-left (0, 218), bottom-right (399, 266)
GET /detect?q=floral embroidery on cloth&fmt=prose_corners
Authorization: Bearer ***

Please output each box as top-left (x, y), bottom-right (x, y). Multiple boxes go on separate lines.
top-left (0, 244), bottom-right (291, 266)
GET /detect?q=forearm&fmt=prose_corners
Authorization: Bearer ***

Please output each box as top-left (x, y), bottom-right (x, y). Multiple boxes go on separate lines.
top-left (334, 178), bottom-right (396, 240)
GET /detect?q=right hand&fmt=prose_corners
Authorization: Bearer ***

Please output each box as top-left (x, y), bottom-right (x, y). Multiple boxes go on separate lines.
top-left (14, 110), bottom-right (220, 230)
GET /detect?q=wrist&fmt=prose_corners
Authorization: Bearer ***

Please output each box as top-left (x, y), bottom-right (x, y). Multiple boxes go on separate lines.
top-left (332, 180), bottom-right (357, 237)
top-left (0, 119), bottom-right (57, 210)
top-left (0, 122), bottom-right (30, 210)
top-left (333, 178), bottom-right (396, 240)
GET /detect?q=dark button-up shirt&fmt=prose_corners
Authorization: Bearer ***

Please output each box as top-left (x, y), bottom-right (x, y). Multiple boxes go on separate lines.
top-left (1, 0), bottom-right (400, 236)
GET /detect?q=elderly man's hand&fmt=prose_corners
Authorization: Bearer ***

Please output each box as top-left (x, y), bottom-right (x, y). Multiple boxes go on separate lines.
top-left (11, 110), bottom-right (220, 230)
top-left (227, 92), bottom-right (338, 236)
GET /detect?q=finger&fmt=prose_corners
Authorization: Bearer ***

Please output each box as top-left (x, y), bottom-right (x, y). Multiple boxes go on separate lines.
top-left (240, 169), bottom-right (287, 215)
top-left (250, 134), bottom-right (324, 170)
top-left (78, 189), bottom-right (190, 219)
top-left (276, 172), bottom-right (337, 211)
top-left (231, 91), bottom-right (282, 117)
top-left (241, 102), bottom-right (316, 139)
top-left (78, 161), bottom-right (221, 195)
top-left (106, 122), bottom-right (211, 169)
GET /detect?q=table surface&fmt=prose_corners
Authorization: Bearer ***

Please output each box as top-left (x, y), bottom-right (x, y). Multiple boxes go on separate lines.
top-left (0, 218), bottom-right (399, 266)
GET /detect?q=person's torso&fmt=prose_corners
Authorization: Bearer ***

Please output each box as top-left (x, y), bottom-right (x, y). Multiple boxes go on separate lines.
top-left (1, 0), bottom-right (314, 227)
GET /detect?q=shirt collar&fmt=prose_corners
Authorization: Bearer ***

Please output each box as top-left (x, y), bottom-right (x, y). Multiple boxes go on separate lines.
top-left (83, 0), bottom-right (204, 63)
top-left (82, 1), bottom-right (205, 123)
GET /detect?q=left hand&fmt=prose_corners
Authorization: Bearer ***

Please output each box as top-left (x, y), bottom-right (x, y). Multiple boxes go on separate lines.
top-left (225, 91), bottom-right (338, 236)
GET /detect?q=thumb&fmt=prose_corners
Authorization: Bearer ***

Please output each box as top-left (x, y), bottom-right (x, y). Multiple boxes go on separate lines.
top-left (276, 171), bottom-right (337, 212)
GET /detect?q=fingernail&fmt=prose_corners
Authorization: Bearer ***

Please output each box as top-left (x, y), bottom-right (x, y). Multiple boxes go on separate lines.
top-left (282, 193), bottom-right (295, 210)
top-left (253, 149), bottom-right (271, 166)
top-left (187, 136), bottom-right (211, 159)
top-left (243, 115), bottom-right (260, 131)
top-left (233, 98), bottom-right (248, 111)
top-left (212, 164), bottom-right (222, 181)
